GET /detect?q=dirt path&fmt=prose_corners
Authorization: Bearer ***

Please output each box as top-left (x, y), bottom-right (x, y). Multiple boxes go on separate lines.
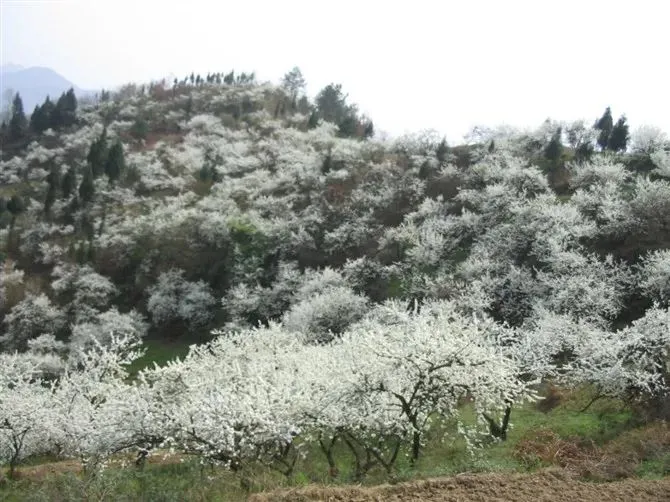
top-left (249, 470), bottom-right (670, 502)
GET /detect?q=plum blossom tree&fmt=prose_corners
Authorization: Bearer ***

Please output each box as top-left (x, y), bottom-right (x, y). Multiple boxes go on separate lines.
top-left (0, 353), bottom-right (56, 478)
top-left (147, 269), bottom-right (217, 332)
top-left (1, 294), bottom-right (66, 351)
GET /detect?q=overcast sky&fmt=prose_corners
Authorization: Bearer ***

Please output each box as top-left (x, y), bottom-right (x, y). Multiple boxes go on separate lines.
top-left (1, 0), bottom-right (668, 142)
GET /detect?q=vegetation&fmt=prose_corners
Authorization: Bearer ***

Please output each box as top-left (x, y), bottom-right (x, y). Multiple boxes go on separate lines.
top-left (0, 66), bottom-right (669, 500)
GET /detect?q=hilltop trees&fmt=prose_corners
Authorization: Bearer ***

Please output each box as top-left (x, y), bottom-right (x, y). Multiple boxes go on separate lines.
top-left (608, 115), bottom-right (630, 152)
top-left (281, 66), bottom-right (307, 103)
top-left (314, 83), bottom-right (374, 139)
top-left (595, 107), bottom-right (614, 151)
top-left (594, 107), bottom-right (630, 153)
top-left (30, 97), bottom-right (55, 134)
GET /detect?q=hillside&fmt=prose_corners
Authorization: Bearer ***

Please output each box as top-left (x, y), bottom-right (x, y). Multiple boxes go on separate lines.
top-left (0, 69), bottom-right (669, 499)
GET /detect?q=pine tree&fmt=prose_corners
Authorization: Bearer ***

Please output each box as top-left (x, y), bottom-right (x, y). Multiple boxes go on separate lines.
top-left (544, 127), bottom-right (564, 161)
top-left (307, 110), bottom-right (319, 129)
top-left (363, 121), bottom-right (375, 139)
top-left (7, 194), bottom-right (25, 228)
top-left (185, 96), bottom-right (193, 118)
top-left (79, 165), bottom-right (95, 203)
top-left (104, 141), bottom-right (125, 183)
top-left (594, 107), bottom-right (613, 151)
top-left (44, 166), bottom-right (60, 215)
top-left (87, 128), bottom-right (108, 177)
top-left (281, 67), bottom-right (307, 102)
top-left (52, 88), bottom-right (77, 129)
top-left (44, 181), bottom-right (57, 216)
top-left (608, 116), bottom-right (630, 152)
top-left (61, 166), bottom-right (76, 199)
top-left (436, 138), bottom-right (449, 163)
top-left (8, 93), bottom-right (28, 141)
top-left (30, 96), bottom-right (55, 134)
top-left (130, 117), bottom-right (149, 141)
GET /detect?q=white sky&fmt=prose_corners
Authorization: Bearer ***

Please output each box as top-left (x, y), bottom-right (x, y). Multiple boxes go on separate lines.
top-left (1, 0), bottom-right (669, 142)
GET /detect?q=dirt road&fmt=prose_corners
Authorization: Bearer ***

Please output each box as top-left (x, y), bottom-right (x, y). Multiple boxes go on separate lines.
top-left (249, 470), bottom-right (670, 502)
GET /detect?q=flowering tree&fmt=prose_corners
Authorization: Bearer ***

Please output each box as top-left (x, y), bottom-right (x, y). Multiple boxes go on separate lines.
top-left (0, 353), bottom-right (56, 478)
top-left (147, 269), bottom-right (217, 332)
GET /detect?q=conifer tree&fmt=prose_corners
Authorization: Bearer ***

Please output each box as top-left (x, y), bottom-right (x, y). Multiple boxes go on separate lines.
top-left (8, 93), bottom-right (28, 141)
top-left (436, 138), bottom-right (449, 163)
top-left (52, 88), bottom-right (77, 128)
top-left (104, 141), bottom-right (125, 183)
top-left (608, 116), bottom-right (630, 152)
top-left (79, 165), bottom-right (95, 203)
top-left (594, 107), bottom-right (613, 151)
top-left (30, 96), bottom-right (55, 134)
top-left (87, 128), bottom-right (108, 177)
top-left (544, 127), bottom-right (564, 161)
top-left (61, 166), bottom-right (76, 199)
top-left (44, 166), bottom-right (60, 215)
top-left (281, 67), bottom-right (307, 102)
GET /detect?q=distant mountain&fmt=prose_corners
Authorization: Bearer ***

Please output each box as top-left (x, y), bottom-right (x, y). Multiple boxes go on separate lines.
top-left (0, 63), bottom-right (25, 74)
top-left (0, 65), bottom-right (94, 114)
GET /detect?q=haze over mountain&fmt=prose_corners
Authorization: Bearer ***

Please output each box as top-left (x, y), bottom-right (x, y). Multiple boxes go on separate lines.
top-left (1, 64), bottom-right (92, 115)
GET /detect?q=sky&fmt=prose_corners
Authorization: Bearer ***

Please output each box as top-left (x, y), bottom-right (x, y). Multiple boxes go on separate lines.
top-left (1, 0), bottom-right (669, 142)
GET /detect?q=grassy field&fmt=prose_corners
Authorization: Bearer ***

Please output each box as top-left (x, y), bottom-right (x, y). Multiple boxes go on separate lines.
top-left (2, 387), bottom-right (668, 501)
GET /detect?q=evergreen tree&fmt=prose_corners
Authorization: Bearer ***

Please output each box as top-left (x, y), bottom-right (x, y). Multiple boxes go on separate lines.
top-left (544, 127), bottom-right (564, 161)
top-left (52, 88), bottom-right (77, 129)
top-left (594, 107), bottom-right (613, 151)
top-left (281, 66), bottom-right (307, 102)
top-left (363, 121), bottom-right (375, 140)
top-left (185, 96), bottom-right (194, 118)
top-left (575, 142), bottom-right (595, 162)
top-left (44, 180), bottom-right (57, 216)
top-left (7, 194), bottom-right (25, 227)
top-left (315, 84), bottom-right (348, 124)
top-left (79, 165), bottom-right (95, 203)
top-left (130, 117), bottom-right (149, 141)
top-left (307, 110), bottom-right (319, 129)
top-left (224, 71), bottom-right (235, 85)
top-left (436, 138), bottom-right (449, 163)
top-left (8, 93), bottom-right (28, 141)
top-left (608, 116), bottom-right (630, 152)
top-left (338, 115), bottom-right (358, 138)
top-left (61, 166), bottom-right (76, 199)
top-left (104, 141), bottom-right (125, 183)
top-left (87, 128), bottom-right (108, 177)
top-left (30, 96), bottom-right (55, 134)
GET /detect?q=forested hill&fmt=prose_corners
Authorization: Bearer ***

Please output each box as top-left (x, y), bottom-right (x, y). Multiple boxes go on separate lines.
top-left (2, 68), bottom-right (670, 489)
top-left (0, 67), bottom-right (669, 357)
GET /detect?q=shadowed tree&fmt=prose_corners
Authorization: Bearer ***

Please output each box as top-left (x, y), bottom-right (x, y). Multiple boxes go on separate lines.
top-left (8, 93), bottom-right (28, 141)
top-left (104, 141), bottom-right (125, 183)
top-left (594, 107), bottom-right (613, 151)
top-left (608, 115), bottom-right (630, 152)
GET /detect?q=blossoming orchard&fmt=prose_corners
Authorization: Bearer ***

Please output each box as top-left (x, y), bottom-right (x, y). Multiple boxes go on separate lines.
top-left (1, 69), bottom-right (669, 486)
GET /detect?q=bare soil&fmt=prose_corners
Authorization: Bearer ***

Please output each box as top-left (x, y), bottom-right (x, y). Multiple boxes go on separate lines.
top-left (249, 470), bottom-right (670, 502)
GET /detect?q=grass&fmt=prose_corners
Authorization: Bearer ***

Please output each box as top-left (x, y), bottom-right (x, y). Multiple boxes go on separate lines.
top-left (125, 337), bottom-right (193, 375)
